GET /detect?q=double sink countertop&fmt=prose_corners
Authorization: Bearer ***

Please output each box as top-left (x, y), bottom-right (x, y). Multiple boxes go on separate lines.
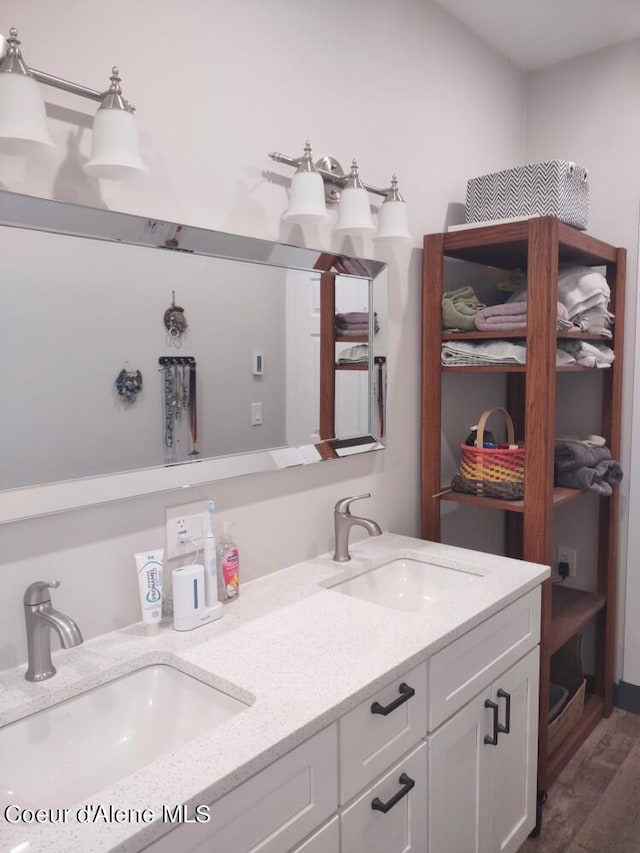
top-left (0, 533), bottom-right (549, 853)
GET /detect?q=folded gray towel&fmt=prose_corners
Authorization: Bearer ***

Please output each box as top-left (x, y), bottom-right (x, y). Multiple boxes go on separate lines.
top-left (555, 456), bottom-right (622, 494)
top-left (593, 458), bottom-right (623, 487)
top-left (555, 440), bottom-right (611, 473)
top-left (337, 323), bottom-right (368, 332)
top-left (336, 311), bottom-right (368, 325)
top-left (556, 467), bottom-right (613, 495)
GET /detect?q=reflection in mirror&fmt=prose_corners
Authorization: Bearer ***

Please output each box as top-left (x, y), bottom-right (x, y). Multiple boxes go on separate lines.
top-left (0, 191), bottom-right (387, 522)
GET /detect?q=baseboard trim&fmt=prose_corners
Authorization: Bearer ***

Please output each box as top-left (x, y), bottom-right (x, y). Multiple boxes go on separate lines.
top-left (615, 680), bottom-right (640, 714)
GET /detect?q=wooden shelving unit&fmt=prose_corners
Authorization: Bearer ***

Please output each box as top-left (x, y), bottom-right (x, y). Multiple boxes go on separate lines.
top-left (421, 216), bottom-right (626, 798)
top-left (319, 275), bottom-right (371, 439)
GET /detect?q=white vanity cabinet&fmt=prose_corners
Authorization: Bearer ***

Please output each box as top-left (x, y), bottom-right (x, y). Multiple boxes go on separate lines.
top-left (141, 587), bottom-right (541, 853)
top-left (428, 590), bottom-right (541, 853)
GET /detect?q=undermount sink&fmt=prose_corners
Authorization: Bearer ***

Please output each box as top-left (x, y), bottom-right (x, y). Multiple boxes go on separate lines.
top-left (330, 557), bottom-right (484, 612)
top-left (0, 663), bottom-right (250, 809)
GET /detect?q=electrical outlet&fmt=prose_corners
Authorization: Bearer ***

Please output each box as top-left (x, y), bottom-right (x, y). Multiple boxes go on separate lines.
top-left (175, 517), bottom-right (188, 546)
top-left (557, 546), bottom-right (577, 578)
top-left (166, 512), bottom-right (204, 559)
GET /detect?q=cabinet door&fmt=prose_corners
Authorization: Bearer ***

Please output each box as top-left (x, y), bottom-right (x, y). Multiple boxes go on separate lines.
top-left (428, 690), bottom-right (488, 853)
top-left (488, 647), bottom-right (539, 853)
top-left (428, 648), bottom-right (540, 853)
top-left (341, 742), bottom-right (427, 853)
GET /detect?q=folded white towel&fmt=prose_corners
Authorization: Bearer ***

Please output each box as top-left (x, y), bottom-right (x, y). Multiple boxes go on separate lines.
top-left (442, 340), bottom-right (526, 364)
top-left (441, 341), bottom-right (576, 366)
top-left (508, 265), bottom-right (611, 322)
top-left (557, 265), bottom-right (610, 319)
top-left (571, 305), bottom-right (614, 336)
top-left (337, 344), bottom-right (369, 364)
top-left (558, 340), bottom-right (614, 368)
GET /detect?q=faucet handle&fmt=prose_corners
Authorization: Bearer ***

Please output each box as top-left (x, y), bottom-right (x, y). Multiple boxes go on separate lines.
top-left (334, 493), bottom-right (372, 515)
top-left (24, 581), bottom-right (60, 606)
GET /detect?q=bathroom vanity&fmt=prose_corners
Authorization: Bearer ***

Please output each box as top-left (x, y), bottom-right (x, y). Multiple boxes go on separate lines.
top-left (0, 534), bottom-right (548, 853)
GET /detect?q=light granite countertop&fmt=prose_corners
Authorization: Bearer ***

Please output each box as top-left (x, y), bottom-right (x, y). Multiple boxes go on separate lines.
top-left (0, 533), bottom-right (549, 853)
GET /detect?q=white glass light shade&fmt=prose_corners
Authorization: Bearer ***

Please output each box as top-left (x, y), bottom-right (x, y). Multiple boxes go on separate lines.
top-left (376, 199), bottom-right (412, 241)
top-left (334, 187), bottom-right (375, 234)
top-left (283, 170), bottom-right (328, 223)
top-left (84, 108), bottom-right (146, 179)
top-left (0, 72), bottom-right (55, 153)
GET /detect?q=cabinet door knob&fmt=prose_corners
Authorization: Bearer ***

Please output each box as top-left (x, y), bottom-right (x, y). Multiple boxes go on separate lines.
top-left (371, 773), bottom-right (415, 813)
top-left (497, 688), bottom-right (511, 735)
top-left (370, 682), bottom-right (415, 716)
top-left (484, 698), bottom-right (499, 745)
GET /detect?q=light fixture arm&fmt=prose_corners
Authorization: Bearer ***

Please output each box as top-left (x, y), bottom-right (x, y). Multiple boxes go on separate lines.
top-left (29, 68), bottom-right (103, 103)
top-left (269, 149), bottom-right (390, 198)
top-left (1, 28), bottom-right (134, 111)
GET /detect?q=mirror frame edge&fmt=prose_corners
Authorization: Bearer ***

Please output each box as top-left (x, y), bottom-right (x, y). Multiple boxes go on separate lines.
top-left (0, 191), bottom-right (388, 524)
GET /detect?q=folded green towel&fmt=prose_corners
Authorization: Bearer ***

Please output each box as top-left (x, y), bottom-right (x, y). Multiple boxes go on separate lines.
top-left (442, 286), bottom-right (485, 331)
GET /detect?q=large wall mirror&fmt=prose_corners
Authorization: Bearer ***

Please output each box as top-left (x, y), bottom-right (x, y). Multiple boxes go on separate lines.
top-left (0, 191), bottom-right (387, 523)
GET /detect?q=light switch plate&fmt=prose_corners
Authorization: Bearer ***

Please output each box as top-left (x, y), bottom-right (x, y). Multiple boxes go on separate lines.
top-left (251, 402), bottom-right (263, 425)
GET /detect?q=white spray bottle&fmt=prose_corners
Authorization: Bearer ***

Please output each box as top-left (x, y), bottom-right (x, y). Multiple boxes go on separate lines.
top-left (203, 500), bottom-right (223, 619)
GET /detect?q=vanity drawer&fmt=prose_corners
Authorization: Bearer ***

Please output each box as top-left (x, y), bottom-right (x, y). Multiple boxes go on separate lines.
top-left (340, 741), bottom-right (428, 853)
top-left (339, 662), bottom-right (427, 805)
top-left (144, 724), bottom-right (338, 853)
top-left (428, 587), bottom-right (541, 730)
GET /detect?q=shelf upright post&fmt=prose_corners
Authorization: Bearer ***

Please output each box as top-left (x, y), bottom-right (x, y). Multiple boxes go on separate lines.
top-left (421, 233), bottom-right (446, 541)
top-left (595, 248), bottom-right (626, 712)
top-left (522, 216), bottom-right (560, 793)
top-left (319, 273), bottom-right (337, 440)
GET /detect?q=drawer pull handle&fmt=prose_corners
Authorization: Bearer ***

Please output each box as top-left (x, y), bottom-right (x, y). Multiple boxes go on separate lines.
top-left (371, 682), bottom-right (415, 716)
top-left (371, 773), bottom-right (415, 813)
top-left (497, 688), bottom-right (511, 735)
top-left (484, 698), bottom-right (499, 745)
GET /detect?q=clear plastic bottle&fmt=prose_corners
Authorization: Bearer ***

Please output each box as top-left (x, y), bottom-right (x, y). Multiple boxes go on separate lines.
top-left (217, 521), bottom-right (240, 602)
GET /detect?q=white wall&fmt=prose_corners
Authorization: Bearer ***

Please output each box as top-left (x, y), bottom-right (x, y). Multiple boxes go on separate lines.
top-left (0, 0), bottom-right (525, 669)
top-left (525, 39), bottom-right (640, 683)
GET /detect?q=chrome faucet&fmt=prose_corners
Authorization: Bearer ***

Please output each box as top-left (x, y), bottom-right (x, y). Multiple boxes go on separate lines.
top-left (24, 581), bottom-right (83, 682)
top-left (333, 493), bottom-right (382, 562)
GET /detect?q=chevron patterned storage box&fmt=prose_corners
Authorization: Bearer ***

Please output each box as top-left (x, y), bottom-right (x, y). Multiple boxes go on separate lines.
top-left (465, 160), bottom-right (589, 230)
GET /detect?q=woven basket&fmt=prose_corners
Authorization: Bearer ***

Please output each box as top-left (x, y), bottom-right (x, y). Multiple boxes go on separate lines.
top-left (451, 407), bottom-right (525, 500)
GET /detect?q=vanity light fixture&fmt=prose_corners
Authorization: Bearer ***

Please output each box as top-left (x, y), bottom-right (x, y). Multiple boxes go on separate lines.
top-left (0, 27), bottom-right (146, 178)
top-left (269, 140), bottom-right (412, 241)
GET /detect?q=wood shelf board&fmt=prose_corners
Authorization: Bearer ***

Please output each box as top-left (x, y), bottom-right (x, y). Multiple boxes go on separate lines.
top-left (438, 218), bottom-right (618, 268)
top-left (442, 331), bottom-right (612, 342)
top-left (549, 586), bottom-right (607, 655)
top-left (439, 487), bottom-right (581, 513)
top-left (335, 364), bottom-right (367, 371)
top-left (335, 334), bottom-right (368, 343)
top-left (546, 694), bottom-right (603, 785)
top-left (443, 365), bottom-right (603, 374)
